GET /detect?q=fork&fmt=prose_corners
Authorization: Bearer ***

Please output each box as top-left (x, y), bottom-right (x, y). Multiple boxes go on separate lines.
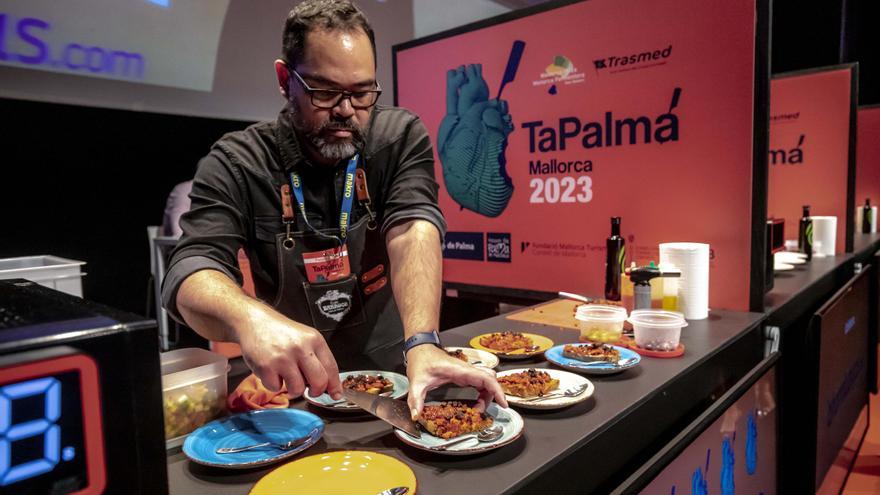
top-left (520, 383), bottom-right (589, 402)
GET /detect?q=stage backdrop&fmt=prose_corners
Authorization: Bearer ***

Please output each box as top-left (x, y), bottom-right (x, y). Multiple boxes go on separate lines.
top-left (768, 65), bottom-right (857, 253)
top-left (856, 105), bottom-right (880, 209)
top-left (395, 0), bottom-right (765, 311)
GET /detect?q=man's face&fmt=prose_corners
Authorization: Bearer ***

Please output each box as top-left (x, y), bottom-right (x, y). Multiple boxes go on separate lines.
top-left (286, 29), bottom-right (376, 164)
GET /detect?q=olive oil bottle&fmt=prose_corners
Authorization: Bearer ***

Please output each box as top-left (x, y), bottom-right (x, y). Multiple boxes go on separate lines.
top-left (605, 217), bottom-right (625, 301)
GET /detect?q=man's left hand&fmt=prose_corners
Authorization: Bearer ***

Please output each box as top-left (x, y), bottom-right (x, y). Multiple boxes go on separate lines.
top-left (405, 344), bottom-right (508, 421)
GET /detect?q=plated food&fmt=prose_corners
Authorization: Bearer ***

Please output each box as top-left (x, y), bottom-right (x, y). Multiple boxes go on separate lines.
top-left (480, 331), bottom-right (536, 353)
top-left (394, 402), bottom-right (524, 455)
top-left (545, 343), bottom-right (641, 375)
top-left (498, 368), bottom-right (559, 398)
top-left (447, 348), bottom-right (468, 362)
top-left (469, 332), bottom-right (554, 360)
top-left (417, 401), bottom-right (494, 439)
top-left (342, 374), bottom-right (393, 395)
top-left (443, 346), bottom-right (500, 369)
top-left (563, 343), bottom-right (621, 363)
top-left (303, 370), bottom-right (408, 411)
top-left (497, 368), bottom-right (595, 410)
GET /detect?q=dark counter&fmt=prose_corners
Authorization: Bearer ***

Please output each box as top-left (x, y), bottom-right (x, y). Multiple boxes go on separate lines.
top-left (167, 309), bottom-right (764, 495)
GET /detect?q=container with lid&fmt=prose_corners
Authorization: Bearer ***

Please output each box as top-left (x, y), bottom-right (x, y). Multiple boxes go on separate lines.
top-left (628, 309), bottom-right (687, 351)
top-left (160, 348), bottom-right (229, 447)
top-left (575, 304), bottom-right (628, 343)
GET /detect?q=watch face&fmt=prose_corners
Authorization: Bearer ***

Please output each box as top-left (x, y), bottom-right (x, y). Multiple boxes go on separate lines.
top-left (0, 354), bottom-right (106, 494)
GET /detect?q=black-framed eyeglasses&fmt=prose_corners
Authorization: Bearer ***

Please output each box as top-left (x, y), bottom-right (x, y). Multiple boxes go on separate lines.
top-left (290, 68), bottom-right (382, 110)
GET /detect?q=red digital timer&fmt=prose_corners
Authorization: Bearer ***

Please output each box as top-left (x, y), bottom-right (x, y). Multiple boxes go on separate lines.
top-left (0, 353), bottom-right (106, 494)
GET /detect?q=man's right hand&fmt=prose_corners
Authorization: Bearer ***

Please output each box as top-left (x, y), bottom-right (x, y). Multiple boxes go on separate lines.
top-left (236, 308), bottom-right (343, 400)
top-left (175, 269), bottom-right (343, 400)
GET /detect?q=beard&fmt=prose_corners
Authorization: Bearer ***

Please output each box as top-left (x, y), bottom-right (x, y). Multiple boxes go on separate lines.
top-left (291, 97), bottom-right (367, 162)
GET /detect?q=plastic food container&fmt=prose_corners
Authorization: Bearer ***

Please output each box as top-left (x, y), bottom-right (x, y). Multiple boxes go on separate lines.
top-left (575, 304), bottom-right (628, 343)
top-left (160, 348), bottom-right (229, 446)
top-left (628, 310), bottom-right (688, 351)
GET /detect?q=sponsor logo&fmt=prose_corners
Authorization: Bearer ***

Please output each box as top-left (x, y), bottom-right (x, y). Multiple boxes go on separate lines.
top-left (315, 290), bottom-right (352, 322)
top-left (442, 232), bottom-right (485, 261)
top-left (770, 112), bottom-right (800, 124)
top-left (532, 54), bottom-right (585, 91)
top-left (593, 45), bottom-right (672, 74)
top-left (487, 233), bottom-right (512, 262)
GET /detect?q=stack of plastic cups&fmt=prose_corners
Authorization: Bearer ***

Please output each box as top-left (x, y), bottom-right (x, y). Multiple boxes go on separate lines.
top-left (811, 216), bottom-right (837, 257)
top-left (659, 243), bottom-right (710, 320)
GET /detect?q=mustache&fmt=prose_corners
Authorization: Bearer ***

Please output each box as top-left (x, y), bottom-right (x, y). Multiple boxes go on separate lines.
top-left (319, 120), bottom-right (362, 133)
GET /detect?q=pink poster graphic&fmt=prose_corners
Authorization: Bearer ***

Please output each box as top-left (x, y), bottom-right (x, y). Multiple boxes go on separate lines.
top-left (768, 66), bottom-right (855, 253)
top-left (395, 0), bottom-right (759, 311)
top-left (856, 106), bottom-right (880, 211)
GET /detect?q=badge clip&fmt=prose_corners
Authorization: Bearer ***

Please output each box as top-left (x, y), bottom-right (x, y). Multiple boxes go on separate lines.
top-left (281, 184), bottom-right (296, 249)
top-left (355, 169), bottom-right (378, 231)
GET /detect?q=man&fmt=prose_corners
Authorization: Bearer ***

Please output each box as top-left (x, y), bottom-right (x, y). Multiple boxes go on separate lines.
top-left (161, 0), bottom-right (506, 419)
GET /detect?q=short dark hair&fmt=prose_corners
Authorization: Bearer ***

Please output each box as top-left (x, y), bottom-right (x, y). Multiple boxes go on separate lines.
top-left (282, 0), bottom-right (376, 68)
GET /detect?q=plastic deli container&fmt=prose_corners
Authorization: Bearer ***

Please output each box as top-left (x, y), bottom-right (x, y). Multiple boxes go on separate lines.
top-left (628, 310), bottom-right (688, 351)
top-left (160, 348), bottom-right (229, 447)
top-left (575, 304), bottom-right (628, 343)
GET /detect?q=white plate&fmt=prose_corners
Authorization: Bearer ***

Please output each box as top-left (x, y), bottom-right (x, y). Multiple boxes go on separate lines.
top-left (773, 262), bottom-right (794, 271)
top-left (303, 370), bottom-right (408, 411)
top-left (496, 368), bottom-right (594, 410)
top-left (394, 402), bottom-right (523, 455)
top-left (443, 346), bottom-right (500, 369)
top-left (774, 252), bottom-right (806, 265)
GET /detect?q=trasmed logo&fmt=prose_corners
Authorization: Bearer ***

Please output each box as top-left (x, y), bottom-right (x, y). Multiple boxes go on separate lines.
top-left (593, 45), bottom-right (672, 74)
top-left (487, 233), bottom-right (512, 262)
top-left (532, 54), bottom-right (585, 95)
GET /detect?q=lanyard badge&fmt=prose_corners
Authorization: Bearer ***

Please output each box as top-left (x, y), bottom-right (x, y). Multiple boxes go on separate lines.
top-left (289, 155), bottom-right (359, 282)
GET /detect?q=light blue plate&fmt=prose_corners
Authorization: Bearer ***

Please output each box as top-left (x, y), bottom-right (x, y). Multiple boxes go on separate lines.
top-left (304, 370), bottom-right (409, 411)
top-left (183, 409), bottom-right (323, 469)
top-left (545, 344), bottom-right (641, 375)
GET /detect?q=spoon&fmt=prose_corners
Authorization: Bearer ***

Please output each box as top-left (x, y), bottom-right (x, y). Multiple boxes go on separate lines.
top-left (574, 357), bottom-right (639, 368)
top-left (520, 383), bottom-right (589, 402)
top-left (431, 425), bottom-right (504, 451)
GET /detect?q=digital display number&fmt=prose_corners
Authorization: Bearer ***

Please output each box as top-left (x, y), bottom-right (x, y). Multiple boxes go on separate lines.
top-left (1, 376), bottom-right (64, 485)
top-left (0, 354), bottom-right (104, 495)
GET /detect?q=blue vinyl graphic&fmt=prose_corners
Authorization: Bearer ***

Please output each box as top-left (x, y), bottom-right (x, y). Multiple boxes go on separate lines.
top-left (746, 411), bottom-right (758, 475)
top-left (721, 437), bottom-right (735, 495)
top-left (437, 41), bottom-right (524, 218)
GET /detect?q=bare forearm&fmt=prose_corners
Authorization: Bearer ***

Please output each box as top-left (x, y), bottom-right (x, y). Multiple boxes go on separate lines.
top-left (176, 269), bottom-right (273, 343)
top-left (386, 220), bottom-right (442, 339)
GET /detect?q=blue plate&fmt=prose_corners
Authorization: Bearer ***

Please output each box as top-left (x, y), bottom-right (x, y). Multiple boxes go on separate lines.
top-left (183, 409), bottom-right (324, 469)
top-left (545, 344), bottom-right (641, 375)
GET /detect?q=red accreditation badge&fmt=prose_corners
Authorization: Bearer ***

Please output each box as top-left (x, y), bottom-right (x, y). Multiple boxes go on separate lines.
top-left (302, 246), bottom-right (351, 283)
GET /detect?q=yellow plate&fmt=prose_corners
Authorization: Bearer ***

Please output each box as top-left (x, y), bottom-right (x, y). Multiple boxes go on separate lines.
top-left (250, 451), bottom-right (416, 495)
top-left (469, 333), bottom-right (554, 360)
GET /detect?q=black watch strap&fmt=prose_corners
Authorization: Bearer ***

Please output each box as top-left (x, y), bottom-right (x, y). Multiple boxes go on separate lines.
top-left (403, 330), bottom-right (441, 365)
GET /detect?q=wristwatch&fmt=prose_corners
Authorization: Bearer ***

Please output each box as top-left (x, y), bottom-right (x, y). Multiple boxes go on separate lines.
top-left (403, 330), bottom-right (441, 365)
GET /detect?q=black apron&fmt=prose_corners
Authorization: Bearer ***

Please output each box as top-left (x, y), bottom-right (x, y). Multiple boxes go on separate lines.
top-left (254, 171), bottom-right (404, 371)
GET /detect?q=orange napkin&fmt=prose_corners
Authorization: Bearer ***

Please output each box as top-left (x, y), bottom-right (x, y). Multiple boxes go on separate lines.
top-left (227, 374), bottom-right (290, 413)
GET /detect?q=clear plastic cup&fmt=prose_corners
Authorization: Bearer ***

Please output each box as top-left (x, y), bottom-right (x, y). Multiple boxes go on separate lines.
top-left (628, 309), bottom-right (687, 351)
top-left (575, 304), bottom-right (628, 343)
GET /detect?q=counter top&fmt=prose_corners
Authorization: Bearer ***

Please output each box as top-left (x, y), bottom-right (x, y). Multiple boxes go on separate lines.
top-left (167, 308), bottom-right (764, 495)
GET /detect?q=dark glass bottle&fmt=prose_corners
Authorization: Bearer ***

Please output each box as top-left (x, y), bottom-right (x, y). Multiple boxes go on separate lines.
top-left (798, 205), bottom-right (812, 261)
top-left (605, 217), bottom-right (625, 301)
top-left (862, 198), bottom-right (872, 234)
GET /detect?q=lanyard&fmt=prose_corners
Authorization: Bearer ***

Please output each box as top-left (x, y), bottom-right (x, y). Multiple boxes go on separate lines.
top-left (289, 154), bottom-right (359, 245)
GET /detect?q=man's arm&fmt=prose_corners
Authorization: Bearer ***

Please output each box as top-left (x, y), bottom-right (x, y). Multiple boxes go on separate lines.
top-left (176, 269), bottom-right (343, 400)
top-left (385, 219), bottom-right (507, 420)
